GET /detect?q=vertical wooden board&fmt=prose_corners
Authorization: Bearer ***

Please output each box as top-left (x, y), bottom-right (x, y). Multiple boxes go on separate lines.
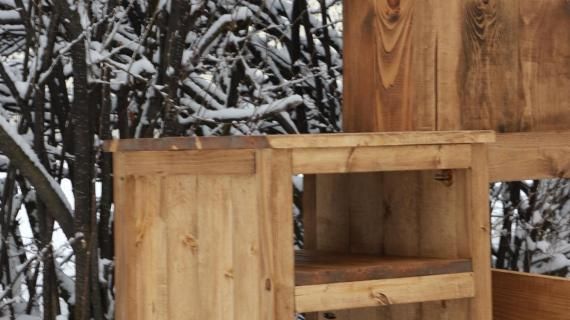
top-left (314, 174), bottom-right (351, 252)
top-left (458, 0), bottom-right (521, 131)
top-left (196, 175), bottom-right (234, 320)
top-left (382, 171), bottom-right (421, 258)
top-left (256, 149), bottom-right (295, 319)
top-left (344, 0), bottom-right (437, 132)
top-left (163, 175), bottom-right (199, 320)
top-left (493, 270), bottom-right (570, 320)
top-left (112, 159), bottom-right (130, 320)
top-left (519, 0), bottom-right (570, 131)
top-left (132, 176), bottom-right (168, 320)
top-left (343, 0), bottom-right (381, 132)
top-left (232, 175), bottom-right (262, 320)
top-left (348, 173), bottom-right (385, 255)
top-left (466, 145), bottom-right (493, 319)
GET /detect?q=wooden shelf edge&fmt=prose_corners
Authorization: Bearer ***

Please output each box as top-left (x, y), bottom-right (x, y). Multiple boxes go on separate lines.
top-left (295, 250), bottom-right (472, 286)
top-left (104, 130), bottom-right (495, 152)
top-left (295, 272), bottom-right (475, 313)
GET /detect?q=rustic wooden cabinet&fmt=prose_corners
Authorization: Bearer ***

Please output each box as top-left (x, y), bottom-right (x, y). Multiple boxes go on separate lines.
top-left (106, 130), bottom-right (495, 319)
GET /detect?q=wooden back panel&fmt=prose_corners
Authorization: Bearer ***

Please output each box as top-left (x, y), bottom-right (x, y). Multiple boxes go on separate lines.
top-left (307, 1), bottom-right (570, 319)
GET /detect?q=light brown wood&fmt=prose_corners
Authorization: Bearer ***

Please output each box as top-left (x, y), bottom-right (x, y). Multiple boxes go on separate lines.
top-left (256, 149), bottom-right (295, 319)
top-left (489, 131), bottom-right (570, 181)
top-left (295, 250), bottom-right (472, 286)
top-left (104, 130), bottom-right (495, 152)
top-left (492, 269), bottom-right (570, 320)
top-left (292, 145), bottom-right (472, 174)
top-left (466, 144), bottom-right (493, 319)
top-left (116, 149), bottom-right (255, 176)
top-left (295, 273), bottom-right (476, 313)
top-left (163, 176), bottom-right (199, 320)
top-left (114, 156), bottom-right (294, 319)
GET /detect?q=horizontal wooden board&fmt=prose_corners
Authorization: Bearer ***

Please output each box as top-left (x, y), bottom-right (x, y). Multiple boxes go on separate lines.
top-left (295, 272), bottom-right (475, 313)
top-left (492, 269), bottom-right (570, 320)
top-left (115, 150), bottom-right (256, 176)
top-left (104, 131), bottom-right (495, 152)
top-left (292, 144), bottom-right (472, 174)
top-left (295, 250), bottom-right (472, 286)
top-left (489, 131), bottom-right (570, 181)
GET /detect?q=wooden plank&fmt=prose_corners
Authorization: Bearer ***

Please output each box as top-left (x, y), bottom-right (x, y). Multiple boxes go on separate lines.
top-left (295, 273), bottom-right (476, 313)
top-left (256, 149), bottom-right (295, 319)
top-left (292, 144), bottom-right (472, 174)
top-left (231, 175), bottom-right (263, 320)
top-left (489, 131), bottom-right (570, 181)
top-left (458, 0), bottom-right (520, 131)
top-left (295, 250), bottom-right (472, 286)
top-left (519, 0), bottom-right (570, 132)
top-left (163, 176), bottom-right (199, 320)
top-left (116, 149), bottom-right (255, 176)
top-left (196, 175), bottom-right (235, 320)
top-left (492, 269), bottom-right (570, 320)
top-left (466, 144), bottom-right (493, 319)
top-left (134, 176), bottom-right (168, 320)
top-left (113, 153), bottom-right (131, 320)
top-left (103, 131), bottom-right (495, 152)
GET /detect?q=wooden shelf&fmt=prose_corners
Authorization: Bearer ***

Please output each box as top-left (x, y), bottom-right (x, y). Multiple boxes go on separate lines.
top-left (294, 250), bottom-right (475, 312)
top-left (295, 250), bottom-right (472, 286)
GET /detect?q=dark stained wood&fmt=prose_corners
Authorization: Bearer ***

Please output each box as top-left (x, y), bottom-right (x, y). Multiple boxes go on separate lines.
top-left (518, 0), bottom-right (570, 132)
top-left (295, 250), bottom-right (472, 286)
top-left (493, 269), bottom-right (570, 320)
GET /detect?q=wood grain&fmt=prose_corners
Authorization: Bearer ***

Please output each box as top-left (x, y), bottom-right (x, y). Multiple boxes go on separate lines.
top-left (115, 149), bottom-right (255, 176)
top-left (292, 145), bottom-right (472, 174)
top-left (489, 131), bottom-right (570, 181)
top-left (466, 145), bottom-right (493, 319)
top-left (103, 131), bottom-right (495, 152)
top-left (519, 0), bottom-right (570, 132)
top-left (493, 269), bottom-right (570, 320)
top-left (295, 250), bottom-right (472, 286)
top-left (295, 273), bottom-right (476, 313)
top-left (256, 149), bottom-right (295, 319)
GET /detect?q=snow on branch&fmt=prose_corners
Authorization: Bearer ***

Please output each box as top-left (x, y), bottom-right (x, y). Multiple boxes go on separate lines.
top-left (179, 94), bottom-right (303, 124)
top-left (192, 6), bottom-right (253, 63)
top-left (0, 117), bottom-right (74, 239)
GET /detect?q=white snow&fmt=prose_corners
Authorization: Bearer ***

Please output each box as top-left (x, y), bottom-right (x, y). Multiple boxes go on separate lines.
top-left (0, 117), bottom-right (73, 214)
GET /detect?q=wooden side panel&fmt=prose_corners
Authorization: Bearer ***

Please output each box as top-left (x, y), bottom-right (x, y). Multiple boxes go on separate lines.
top-left (492, 269), bottom-right (570, 320)
top-left (116, 150), bottom-right (294, 320)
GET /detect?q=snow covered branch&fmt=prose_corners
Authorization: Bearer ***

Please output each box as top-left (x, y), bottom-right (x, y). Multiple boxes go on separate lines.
top-left (0, 117), bottom-right (74, 239)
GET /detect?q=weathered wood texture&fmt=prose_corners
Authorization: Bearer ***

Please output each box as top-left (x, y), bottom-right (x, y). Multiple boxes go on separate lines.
top-left (295, 250), bottom-right (472, 286)
top-left (113, 150), bottom-right (294, 320)
top-left (493, 269), bottom-right (570, 320)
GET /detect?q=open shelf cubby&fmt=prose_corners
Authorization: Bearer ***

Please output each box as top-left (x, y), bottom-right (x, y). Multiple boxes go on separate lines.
top-left (106, 130), bottom-right (495, 319)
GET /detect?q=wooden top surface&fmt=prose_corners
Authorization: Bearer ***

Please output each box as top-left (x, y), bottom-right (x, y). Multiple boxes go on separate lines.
top-left (103, 130), bottom-right (495, 152)
top-left (295, 250), bottom-right (472, 286)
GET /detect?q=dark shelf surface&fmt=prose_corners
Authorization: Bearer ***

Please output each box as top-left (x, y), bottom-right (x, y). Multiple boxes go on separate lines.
top-left (295, 250), bottom-right (472, 286)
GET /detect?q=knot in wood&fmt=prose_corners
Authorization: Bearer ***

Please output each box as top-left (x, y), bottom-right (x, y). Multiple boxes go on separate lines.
top-left (371, 291), bottom-right (392, 305)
